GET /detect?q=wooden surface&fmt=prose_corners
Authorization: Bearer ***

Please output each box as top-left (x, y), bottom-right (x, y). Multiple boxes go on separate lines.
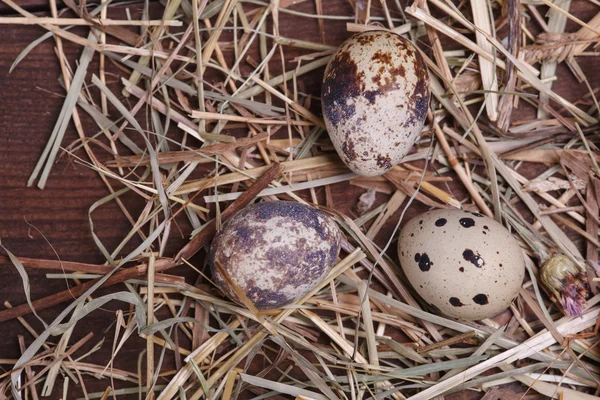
top-left (0, 0), bottom-right (598, 399)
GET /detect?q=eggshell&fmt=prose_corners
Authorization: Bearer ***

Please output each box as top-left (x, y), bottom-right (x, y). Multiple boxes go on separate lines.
top-left (209, 201), bottom-right (342, 309)
top-left (322, 30), bottom-right (430, 177)
top-left (398, 209), bottom-right (525, 320)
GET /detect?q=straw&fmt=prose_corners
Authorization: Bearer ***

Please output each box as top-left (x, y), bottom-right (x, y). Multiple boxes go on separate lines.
top-left (3, 0), bottom-right (599, 399)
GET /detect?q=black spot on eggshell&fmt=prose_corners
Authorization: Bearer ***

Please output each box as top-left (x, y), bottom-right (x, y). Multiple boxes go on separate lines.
top-left (435, 218), bottom-right (447, 227)
top-left (449, 297), bottom-right (464, 307)
top-left (463, 249), bottom-right (485, 268)
top-left (473, 294), bottom-right (489, 305)
top-left (414, 252), bottom-right (432, 271)
top-left (470, 212), bottom-right (484, 217)
top-left (459, 267), bottom-right (464, 272)
top-left (459, 218), bottom-right (475, 228)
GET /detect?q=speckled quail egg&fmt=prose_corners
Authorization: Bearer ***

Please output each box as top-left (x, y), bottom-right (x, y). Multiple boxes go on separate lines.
top-left (209, 201), bottom-right (342, 310)
top-left (398, 209), bottom-right (525, 320)
top-left (321, 30), bottom-right (430, 177)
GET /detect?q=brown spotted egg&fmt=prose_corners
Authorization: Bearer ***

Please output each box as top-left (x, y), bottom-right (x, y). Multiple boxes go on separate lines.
top-left (398, 209), bottom-right (525, 320)
top-left (209, 201), bottom-right (342, 310)
top-left (322, 30), bottom-right (430, 177)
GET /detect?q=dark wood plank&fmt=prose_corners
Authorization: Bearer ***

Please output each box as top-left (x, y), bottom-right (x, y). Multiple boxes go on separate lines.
top-left (0, 1), bottom-right (57, 14)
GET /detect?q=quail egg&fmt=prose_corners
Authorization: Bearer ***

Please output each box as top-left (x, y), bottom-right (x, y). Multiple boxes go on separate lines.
top-left (322, 30), bottom-right (430, 177)
top-left (210, 201), bottom-right (342, 309)
top-left (398, 209), bottom-right (525, 320)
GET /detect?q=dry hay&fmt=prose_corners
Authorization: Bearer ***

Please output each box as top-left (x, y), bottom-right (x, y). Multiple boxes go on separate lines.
top-left (1, 0), bottom-right (599, 399)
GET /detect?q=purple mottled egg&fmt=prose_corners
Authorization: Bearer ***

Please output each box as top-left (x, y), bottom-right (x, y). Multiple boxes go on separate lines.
top-left (209, 201), bottom-right (342, 309)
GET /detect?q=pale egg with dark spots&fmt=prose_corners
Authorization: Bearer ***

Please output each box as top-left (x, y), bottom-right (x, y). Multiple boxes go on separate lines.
top-left (321, 30), bottom-right (430, 177)
top-left (209, 201), bottom-right (342, 309)
top-left (398, 209), bottom-right (525, 320)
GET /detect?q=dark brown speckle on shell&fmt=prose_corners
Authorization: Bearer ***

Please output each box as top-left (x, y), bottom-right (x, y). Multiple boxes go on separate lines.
top-left (210, 201), bottom-right (342, 310)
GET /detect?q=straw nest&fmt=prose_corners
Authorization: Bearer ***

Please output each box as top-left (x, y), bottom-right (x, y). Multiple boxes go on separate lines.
top-left (1, 0), bottom-right (599, 399)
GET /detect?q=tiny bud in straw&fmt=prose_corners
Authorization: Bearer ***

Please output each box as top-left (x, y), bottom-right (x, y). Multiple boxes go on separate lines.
top-left (540, 254), bottom-right (589, 317)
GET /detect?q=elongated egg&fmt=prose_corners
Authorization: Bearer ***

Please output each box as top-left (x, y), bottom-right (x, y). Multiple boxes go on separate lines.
top-left (322, 30), bottom-right (430, 176)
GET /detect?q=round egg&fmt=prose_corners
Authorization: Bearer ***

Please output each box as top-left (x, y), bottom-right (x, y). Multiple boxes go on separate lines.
top-left (398, 209), bottom-right (525, 320)
top-left (321, 30), bottom-right (430, 177)
top-left (209, 201), bottom-right (342, 309)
